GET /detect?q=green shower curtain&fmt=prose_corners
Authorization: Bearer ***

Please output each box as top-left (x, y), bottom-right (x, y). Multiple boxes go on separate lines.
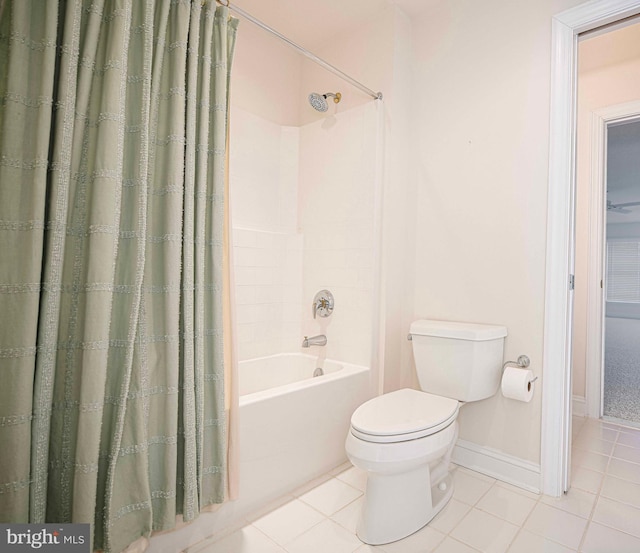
top-left (0, 1), bottom-right (237, 551)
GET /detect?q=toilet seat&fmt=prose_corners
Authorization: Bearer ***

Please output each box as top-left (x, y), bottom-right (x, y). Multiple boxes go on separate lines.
top-left (350, 388), bottom-right (459, 444)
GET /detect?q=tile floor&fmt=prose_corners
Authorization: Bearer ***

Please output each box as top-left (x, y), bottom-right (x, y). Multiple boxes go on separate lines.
top-left (187, 417), bottom-right (640, 553)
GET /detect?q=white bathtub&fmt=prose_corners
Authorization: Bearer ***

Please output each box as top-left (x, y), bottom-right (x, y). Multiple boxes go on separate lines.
top-left (239, 353), bottom-right (357, 400)
top-left (238, 353), bottom-right (372, 514)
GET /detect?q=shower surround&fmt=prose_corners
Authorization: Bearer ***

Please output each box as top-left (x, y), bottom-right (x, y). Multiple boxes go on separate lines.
top-left (231, 103), bottom-right (378, 367)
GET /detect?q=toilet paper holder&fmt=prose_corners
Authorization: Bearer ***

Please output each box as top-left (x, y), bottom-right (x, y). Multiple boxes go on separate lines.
top-left (502, 355), bottom-right (538, 382)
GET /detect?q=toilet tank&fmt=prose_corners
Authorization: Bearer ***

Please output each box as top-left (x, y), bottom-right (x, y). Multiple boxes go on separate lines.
top-left (410, 320), bottom-right (507, 402)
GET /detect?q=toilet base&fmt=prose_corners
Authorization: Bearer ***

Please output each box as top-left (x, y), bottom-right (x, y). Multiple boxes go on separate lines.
top-left (355, 462), bottom-right (454, 545)
top-left (349, 421), bottom-right (459, 546)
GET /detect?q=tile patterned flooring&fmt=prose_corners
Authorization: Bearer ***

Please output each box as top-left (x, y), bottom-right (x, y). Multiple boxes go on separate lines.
top-left (187, 417), bottom-right (640, 553)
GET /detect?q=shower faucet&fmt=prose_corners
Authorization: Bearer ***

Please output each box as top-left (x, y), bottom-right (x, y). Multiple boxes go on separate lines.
top-left (302, 334), bottom-right (327, 348)
top-left (312, 289), bottom-right (334, 318)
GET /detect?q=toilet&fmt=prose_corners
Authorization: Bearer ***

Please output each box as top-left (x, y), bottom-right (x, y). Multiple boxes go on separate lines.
top-left (345, 319), bottom-right (507, 545)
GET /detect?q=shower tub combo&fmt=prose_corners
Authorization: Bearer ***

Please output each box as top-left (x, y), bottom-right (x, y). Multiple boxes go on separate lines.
top-left (237, 353), bottom-right (371, 514)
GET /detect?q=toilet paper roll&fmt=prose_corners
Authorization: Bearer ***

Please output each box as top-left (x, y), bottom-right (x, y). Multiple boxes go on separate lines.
top-left (501, 366), bottom-right (535, 402)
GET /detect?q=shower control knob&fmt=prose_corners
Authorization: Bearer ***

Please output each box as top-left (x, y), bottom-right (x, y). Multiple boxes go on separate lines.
top-left (312, 289), bottom-right (334, 318)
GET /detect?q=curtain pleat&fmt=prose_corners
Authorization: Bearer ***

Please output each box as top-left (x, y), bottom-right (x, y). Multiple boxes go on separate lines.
top-left (0, 1), bottom-right (237, 552)
top-left (0, 0), bottom-right (60, 523)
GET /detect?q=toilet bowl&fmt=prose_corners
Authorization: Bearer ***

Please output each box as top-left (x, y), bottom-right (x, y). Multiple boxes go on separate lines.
top-left (345, 320), bottom-right (507, 546)
top-left (345, 388), bottom-right (460, 545)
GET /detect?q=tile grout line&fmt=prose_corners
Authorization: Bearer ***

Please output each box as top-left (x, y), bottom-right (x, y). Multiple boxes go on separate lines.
top-left (522, 495), bottom-right (589, 551)
top-left (251, 505), bottom-right (326, 552)
top-left (281, 475), bottom-right (366, 549)
top-left (506, 486), bottom-right (566, 553)
top-left (249, 523), bottom-right (291, 552)
top-left (574, 426), bottom-right (619, 552)
top-left (574, 419), bottom-right (640, 550)
top-left (445, 470), bottom-right (517, 553)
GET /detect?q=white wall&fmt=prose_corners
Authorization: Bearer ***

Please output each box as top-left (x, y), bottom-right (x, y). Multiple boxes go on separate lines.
top-left (407, 0), bottom-right (584, 464)
top-left (229, 16), bottom-right (307, 362)
top-left (298, 103), bottom-right (377, 366)
top-left (231, 17), bottom-right (302, 126)
top-left (573, 22), bottom-right (640, 397)
top-left (229, 109), bottom-right (302, 361)
top-left (230, 109), bottom-right (299, 233)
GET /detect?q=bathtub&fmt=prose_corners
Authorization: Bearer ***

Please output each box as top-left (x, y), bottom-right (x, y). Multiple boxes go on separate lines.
top-left (238, 353), bottom-right (372, 514)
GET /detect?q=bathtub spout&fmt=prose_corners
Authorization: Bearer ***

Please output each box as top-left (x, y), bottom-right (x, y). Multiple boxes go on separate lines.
top-left (302, 334), bottom-right (327, 347)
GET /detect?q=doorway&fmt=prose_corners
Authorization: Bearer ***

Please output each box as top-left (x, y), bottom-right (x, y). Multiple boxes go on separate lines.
top-left (573, 19), bottom-right (640, 431)
top-left (574, 22), bottom-right (640, 429)
top-left (602, 119), bottom-right (640, 425)
top-left (543, 0), bottom-right (640, 497)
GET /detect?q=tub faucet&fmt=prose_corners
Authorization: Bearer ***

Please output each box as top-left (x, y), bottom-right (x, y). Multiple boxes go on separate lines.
top-left (302, 334), bottom-right (327, 347)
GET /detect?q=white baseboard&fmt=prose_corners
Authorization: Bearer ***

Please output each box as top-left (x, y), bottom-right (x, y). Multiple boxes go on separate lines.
top-left (452, 439), bottom-right (541, 494)
top-left (573, 395), bottom-right (586, 418)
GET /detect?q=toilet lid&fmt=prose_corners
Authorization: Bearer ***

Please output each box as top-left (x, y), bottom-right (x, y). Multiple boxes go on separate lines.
top-left (350, 388), bottom-right (459, 441)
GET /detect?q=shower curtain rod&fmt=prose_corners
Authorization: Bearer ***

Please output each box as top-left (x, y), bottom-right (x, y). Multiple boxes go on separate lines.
top-left (215, 0), bottom-right (383, 101)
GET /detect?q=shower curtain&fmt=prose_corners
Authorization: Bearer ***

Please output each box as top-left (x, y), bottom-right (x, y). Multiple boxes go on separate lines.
top-left (0, 1), bottom-right (238, 552)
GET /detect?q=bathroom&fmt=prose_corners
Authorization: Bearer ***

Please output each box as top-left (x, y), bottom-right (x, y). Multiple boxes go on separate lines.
top-left (2, 0), bottom-right (640, 552)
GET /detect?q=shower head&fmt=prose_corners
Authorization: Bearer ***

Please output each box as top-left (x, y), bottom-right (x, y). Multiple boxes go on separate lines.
top-left (308, 93), bottom-right (328, 112)
top-left (308, 92), bottom-right (341, 112)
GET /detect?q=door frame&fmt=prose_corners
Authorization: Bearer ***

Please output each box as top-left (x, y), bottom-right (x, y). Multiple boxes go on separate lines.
top-left (543, 0), bottom-right (640, 497)
top-left (585, 103), bottom-right (640, 419)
